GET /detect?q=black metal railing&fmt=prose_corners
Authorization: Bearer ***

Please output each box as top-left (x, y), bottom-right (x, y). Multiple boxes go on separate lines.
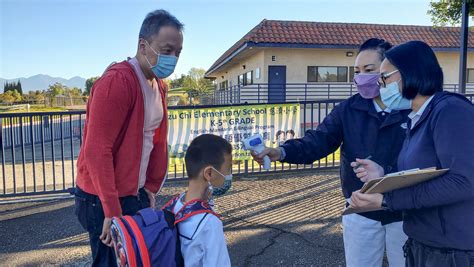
top-left (1, 112), bottom-right (85, 196)
top-left (0, 100), bottom-right (342, 197)
top-left (213, 83), bottom-right (474, 104)
top-left (2, 92), bottom-right (473, 197)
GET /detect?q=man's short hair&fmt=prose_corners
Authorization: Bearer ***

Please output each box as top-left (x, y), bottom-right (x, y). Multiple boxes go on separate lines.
top-left (139, 9), bottom-right (184, 41)
top-left (185, 134), bottom-right (232, 179)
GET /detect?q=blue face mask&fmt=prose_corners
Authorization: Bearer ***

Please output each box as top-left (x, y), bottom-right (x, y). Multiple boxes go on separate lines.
top-left (380, 80), bottom-right (412, 110)
top-left (144, 41), bottom-right (178, 79)
top-left (210, 168), bottom-right (232, 197)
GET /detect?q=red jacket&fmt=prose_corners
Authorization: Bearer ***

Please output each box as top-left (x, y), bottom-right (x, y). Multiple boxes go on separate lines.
top-left (76, 61), bottom-right (168, 218)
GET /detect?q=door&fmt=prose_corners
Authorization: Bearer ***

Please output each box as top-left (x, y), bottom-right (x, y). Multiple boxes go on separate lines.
top-left (268, 66), bottom-right (286, 103)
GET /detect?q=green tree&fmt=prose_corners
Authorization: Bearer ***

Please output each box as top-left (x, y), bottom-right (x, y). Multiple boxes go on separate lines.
top-left (0, 90), bottom-right (22, 104)
top-left (170, 74), bottom-right (187, 89)
top-left (0, 91), bottom-right (15, 104)
top-left (63, 87), bottom-right (83, 106)
top-left (3, 82), bottom-right (9, 93)
top-left (12, 90), bottom-right (22, 102)
top-left (182, 68), bottom-right (214, 102)
top-left (16, 80), bottom-right (23, 95)
top-left (84, 77), bottom-right (99, 96)
top-left (3, 81), bottom-right (12, 93)
top-left (46, 82), bottom-right (66, 106)
top-left (428, 0), bottom-right (474, 26)
top-left (3, 80), bottom-right (23, 94)
top-left (65, 87), bottom-right (83, 97)
top-left (24, 90), bottom-right (45, 104)
top-left (47, 82), bottom-right (65, 96)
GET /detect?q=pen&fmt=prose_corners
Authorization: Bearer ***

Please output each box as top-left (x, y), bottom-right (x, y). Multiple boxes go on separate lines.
top-left (354, 155), bottom-right (372, 169)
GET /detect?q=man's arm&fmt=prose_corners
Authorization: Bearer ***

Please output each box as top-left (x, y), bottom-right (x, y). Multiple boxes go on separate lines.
top-left (83, 69), bottom-right (133, 218)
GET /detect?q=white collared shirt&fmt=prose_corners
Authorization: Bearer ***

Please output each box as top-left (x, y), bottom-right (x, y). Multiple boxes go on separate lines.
top-left (373, 99), bottom-right (391, 116)
top-left (408, 95), bottom-right (435, 129)
top-left (173, 194), bottom-right (231, 267)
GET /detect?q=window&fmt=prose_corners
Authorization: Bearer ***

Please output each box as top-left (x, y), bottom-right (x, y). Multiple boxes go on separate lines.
top-left (349, 67), bottom-right (355, 82)
top-left (219, 80), bottom-right (228, 90)
top-left (246, 71), bottom-right (253, 85)
top-left (255, 68), bottom-right (261, 79)
top-left (238, 71), bottom-right (254, 85)
top-left (307, 66), bottom-right (348, 82)
top-left (468, 69), bottom-right (474, 83)
top-left (238, 74), bottom-right (244, 85)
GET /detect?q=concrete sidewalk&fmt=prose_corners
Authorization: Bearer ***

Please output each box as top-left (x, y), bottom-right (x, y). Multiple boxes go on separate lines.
top-left (0, 169), bottom-right (346, 266)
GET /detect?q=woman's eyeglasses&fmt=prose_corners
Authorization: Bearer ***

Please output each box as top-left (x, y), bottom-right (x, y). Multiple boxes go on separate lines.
top-left (378, 69), bottom-right (399, 87)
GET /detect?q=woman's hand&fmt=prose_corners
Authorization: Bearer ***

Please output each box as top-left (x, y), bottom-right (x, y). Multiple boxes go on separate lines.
top-left (350, 190), bottom-right (383, 210)
top-left (350, 159), bottom-right (384, 182)
top-left (251, 147), bottom-right (281, 165)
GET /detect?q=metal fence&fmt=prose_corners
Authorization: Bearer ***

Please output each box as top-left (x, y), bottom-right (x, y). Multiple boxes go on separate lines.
top-left (213, 83), bottom-right (474, 104)
top-left (2, 93), bottom-right (474, 197)
top-left (0, 100), bottom-right (342, 197)
top-left (1, 112), bottom-right (85, 196)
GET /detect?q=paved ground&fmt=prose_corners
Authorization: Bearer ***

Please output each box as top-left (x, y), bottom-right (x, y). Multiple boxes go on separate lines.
top-left (0, 169), bottom-right (348, 266)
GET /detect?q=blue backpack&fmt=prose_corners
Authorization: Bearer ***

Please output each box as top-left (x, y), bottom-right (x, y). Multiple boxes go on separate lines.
top-left (111, 208), bottom-right (183, 267)
top-left (111, 196), bottom-right (217, 267)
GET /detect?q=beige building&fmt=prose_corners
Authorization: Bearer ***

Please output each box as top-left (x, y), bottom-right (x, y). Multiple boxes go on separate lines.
top-left (205, 20), bottom-right (474, 103)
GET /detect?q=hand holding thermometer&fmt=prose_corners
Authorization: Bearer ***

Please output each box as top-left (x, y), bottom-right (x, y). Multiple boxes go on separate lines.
top-left (242, 134), bottom-right (271, 170)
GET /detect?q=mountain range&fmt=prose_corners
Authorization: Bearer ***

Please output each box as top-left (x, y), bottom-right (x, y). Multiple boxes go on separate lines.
top-left (0, 74), bottom-right (86, 92)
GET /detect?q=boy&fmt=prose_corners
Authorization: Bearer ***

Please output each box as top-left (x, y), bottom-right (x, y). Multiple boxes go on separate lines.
top-left (163, 134), bottom-right (232, 267)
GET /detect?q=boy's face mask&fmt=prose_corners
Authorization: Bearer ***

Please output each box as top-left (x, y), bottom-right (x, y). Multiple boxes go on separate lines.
top-left (209, 167), bottom-right (232, 197)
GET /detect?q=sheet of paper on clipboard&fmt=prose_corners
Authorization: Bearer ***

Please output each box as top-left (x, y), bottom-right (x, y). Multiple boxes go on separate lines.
top-left (342, 167), bottom-right (449, 215)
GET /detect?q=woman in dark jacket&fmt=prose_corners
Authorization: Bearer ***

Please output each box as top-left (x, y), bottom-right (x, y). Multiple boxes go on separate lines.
top-left (253, 38), bottom-right (410, 267)
top-left (351, 40), bottom-right (474, 267)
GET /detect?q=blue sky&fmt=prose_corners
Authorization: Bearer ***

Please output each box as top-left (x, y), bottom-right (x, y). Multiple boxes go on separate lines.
top-left (1, 0), bottom-right (436, 80)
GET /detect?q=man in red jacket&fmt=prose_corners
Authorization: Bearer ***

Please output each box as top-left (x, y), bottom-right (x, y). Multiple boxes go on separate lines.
top-left (74, 10), bottom-right (183, 266)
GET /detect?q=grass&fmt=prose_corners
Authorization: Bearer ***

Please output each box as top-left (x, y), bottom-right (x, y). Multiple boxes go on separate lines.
top-left (0, 105), bottom-right (73, 125)
top-left (0, 105), bottom-right (67, 114)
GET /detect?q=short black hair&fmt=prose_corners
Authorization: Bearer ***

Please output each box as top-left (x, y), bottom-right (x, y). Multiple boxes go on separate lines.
top-left (286, 129), bottom-right (295, 136)
top-left (185, 134), bottom-right (232, 179)
top-left (276, 130), bottom-right (285, 138)
top-left (385, 40), bottom-right (444, 99)
top-left (358, 38), bottom-right (393, 61)
top-left (139, 10), bottom-right (184, 42)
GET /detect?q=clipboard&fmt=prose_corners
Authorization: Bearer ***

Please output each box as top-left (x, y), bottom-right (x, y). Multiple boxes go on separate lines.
top-left (342, 168), bottom-right (449, 215)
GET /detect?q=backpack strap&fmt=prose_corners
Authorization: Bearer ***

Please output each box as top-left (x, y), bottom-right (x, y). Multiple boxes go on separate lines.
top-left (162, 195), bottom-right (180, 214)
top-left (174, 199), bottom-right (220, 225)
top-left (122, 216), bottom-right (151, 267)
top-left (113, 217), bottom-right (138, 267)
top-left (161, 194), bottom-right (220, 225)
